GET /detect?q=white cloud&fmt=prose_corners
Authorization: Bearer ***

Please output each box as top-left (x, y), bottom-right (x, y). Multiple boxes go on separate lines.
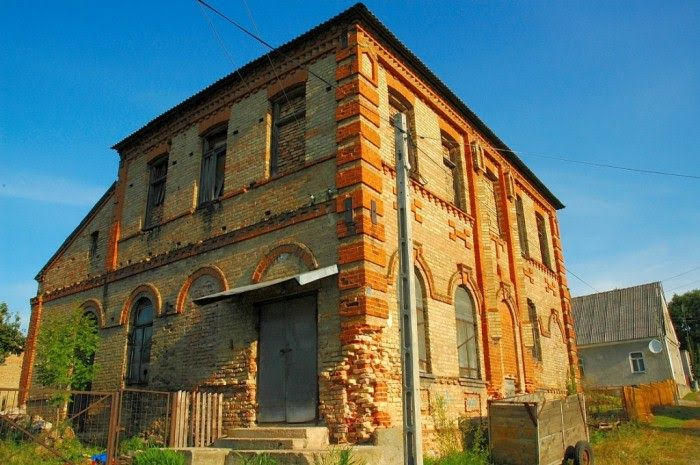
top-left (0, 172), bottom-right (105, 207)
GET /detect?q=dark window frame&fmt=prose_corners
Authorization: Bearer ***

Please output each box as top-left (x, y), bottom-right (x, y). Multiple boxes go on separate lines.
top-left (515, 196), bottom-right (530, 258)
top-left (388, 90), bottom-right (418, 176)
top-left (536, 212), bottom-right (552, 269)
top-left (89, 231), bottom-right (99, 258)
top-left (270, 85), bottom-right (306, 175)
top-left (527, 299), bottom-right (542, 362)
top-left (412, 268), bottom-right (431, 374)
top-left (630, 352), bottom-right (646, 373)
top-left (145, 155), bottom-right (168, 228)
top-left (455, 286), bottom-right (480, 379)
top-left (441, 133), bottom-right (466, 210)
top-left (199, 125), bottom-right (228, 205)
top-left (126, 297), bottom-right (154, 386)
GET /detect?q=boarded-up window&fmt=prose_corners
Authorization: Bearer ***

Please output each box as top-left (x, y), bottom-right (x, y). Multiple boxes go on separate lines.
top-left (536, 213), bottom-right (552, 269)
top-left (127, 297), bottom-right (154, 385)
top-left (271, 86), bottom-right (306, 175)
top-left (442, 133), bottom-right (466, 210)
top-left (145, 155), bottom-right (168, 228)
top-left (388, 90), bottom-right (418, 176)
top-left (414, 269), bottom-right (431, 374)
top-left (515, 196), bottom-right (529, 258)
top-left (455, 287), bottom-right (480, 379)
top-left (527, 299), bottom-right (542, 362)
top-left (199, 127), bottom-right (227, 204)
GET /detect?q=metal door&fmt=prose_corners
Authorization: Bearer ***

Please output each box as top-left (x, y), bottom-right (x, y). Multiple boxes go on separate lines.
top-left (257, 295), bottom-right (318, 423)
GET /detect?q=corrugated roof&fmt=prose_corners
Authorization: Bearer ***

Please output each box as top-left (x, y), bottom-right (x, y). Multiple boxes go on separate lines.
top-left (572, 282), bottom-right (666, 345)
top-left (112, 2), bottom-right (564, 209)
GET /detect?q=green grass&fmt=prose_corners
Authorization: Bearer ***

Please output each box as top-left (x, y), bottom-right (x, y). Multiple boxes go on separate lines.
top-left (423, 450), bottom-right (492, 465)
top-left (683, 390), bottom-right (700, 402)
top-left (132, 447), bottom-right (185, 465)
top-left (0, 437), bottom-right (98, 465)
top-left (590, 405), bottom-right (700, 465)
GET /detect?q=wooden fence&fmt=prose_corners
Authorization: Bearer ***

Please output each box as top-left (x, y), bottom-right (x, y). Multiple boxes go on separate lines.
top-left (169, 391), bottom-right (224, 447)
top-left (622, 379), bottom-right (678, 422)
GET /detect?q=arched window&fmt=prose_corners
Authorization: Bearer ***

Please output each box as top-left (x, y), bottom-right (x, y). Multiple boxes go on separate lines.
top-left (455, 287), bottom-right (480, 379)
top-left (413, 269), bottom-right (430, 374)
top-left (127, 297), bottom-right (154, 385)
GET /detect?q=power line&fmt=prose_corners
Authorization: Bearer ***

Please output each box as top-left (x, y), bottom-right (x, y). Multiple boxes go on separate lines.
top-left (661, 265), bottom-right (700, 282)
top-left (563, 266), bottom-right (599, 293)
top-left (666, 278), bottom-right (700, 293)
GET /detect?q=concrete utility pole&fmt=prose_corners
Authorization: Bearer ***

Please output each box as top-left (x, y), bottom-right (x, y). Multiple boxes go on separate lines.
top-left (394, 112), bottom-right (423, 465)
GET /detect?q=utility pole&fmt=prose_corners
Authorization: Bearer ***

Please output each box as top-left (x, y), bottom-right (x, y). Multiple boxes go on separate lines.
top-left (394, 112), bottom-right (423, 465)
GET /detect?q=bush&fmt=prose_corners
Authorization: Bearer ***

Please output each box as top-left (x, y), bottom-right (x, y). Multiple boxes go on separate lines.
top-left (313, 447), bottom-right (365, 465)
top-left (132, 448), bottom-right (185, 465)
top-left (119, 436), bottom-right (157, 456)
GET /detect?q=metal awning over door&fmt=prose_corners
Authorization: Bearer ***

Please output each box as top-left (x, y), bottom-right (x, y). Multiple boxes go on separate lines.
top-left (192, 264), bottom-right (338, 305)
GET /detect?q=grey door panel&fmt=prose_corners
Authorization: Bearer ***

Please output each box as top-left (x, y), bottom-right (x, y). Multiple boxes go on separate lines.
top-left (257, 295), bottom-right (317, 423)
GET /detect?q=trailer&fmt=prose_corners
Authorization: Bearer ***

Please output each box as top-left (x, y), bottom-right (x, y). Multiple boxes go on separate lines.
top-left (488, 393), bottom-right (593, 465)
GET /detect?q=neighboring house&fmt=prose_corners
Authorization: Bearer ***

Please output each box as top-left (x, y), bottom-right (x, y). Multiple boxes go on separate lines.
top-left (0, 352), bottom-right (24, 389)
top-left (20, 3), bottom-right (579, 445)
top-left (572, 282), bottom-right (689, 395)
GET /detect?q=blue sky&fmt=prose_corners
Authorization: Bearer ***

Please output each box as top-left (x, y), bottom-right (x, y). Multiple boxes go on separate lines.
top-left (1, 1), bottom-right (699, 330)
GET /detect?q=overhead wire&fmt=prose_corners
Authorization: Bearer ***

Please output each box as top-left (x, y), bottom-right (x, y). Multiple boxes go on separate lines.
top-left (661, 265), bottom-right (700, 282)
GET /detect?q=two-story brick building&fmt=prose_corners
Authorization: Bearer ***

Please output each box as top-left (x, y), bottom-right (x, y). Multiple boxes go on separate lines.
top-left (21, 3), bottom-right (579, 445)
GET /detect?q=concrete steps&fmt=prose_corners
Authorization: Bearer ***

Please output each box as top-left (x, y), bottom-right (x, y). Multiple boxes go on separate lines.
top-left (215, 426), bottom-right (329, 451)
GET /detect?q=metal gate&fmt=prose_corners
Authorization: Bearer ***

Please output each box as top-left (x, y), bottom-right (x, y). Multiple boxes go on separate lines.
top-left (257, 294), bottom-right (318, 423)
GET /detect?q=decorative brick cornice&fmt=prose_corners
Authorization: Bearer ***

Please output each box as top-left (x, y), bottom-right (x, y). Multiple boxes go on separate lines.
top-left (383, 162), bottom-right (474, 225)
top-left (39, 200), bottom-right (335, 303)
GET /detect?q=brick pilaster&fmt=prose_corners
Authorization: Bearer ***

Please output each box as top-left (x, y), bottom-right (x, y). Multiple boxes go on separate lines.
top-left (327, 24), bottom-right (391, 443)
top-left (18, 295), bottom-right (43, 405)
top-left (550, 215), bottom-right (580, 387)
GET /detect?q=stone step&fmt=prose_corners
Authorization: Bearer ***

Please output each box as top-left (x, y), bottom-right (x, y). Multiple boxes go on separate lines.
top-left (222, 426), bottom-right (329, 449)
top-left (172, 447), bottom-right (230, 465)
top-left (214, 437), bottom-right (307, 450)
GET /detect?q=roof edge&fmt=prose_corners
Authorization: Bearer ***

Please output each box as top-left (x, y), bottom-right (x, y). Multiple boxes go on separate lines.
top-left (111, 2), bottom-right (564, 209)
top-left (35, 182), bottom-right (117, 281)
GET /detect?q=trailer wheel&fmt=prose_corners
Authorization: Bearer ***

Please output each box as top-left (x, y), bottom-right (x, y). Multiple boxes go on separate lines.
top-left (574, 440), bottom-right (594, 465)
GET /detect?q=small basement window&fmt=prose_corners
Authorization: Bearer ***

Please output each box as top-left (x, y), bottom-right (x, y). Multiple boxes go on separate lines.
top-left (630, 352), bottom-right (646, 373)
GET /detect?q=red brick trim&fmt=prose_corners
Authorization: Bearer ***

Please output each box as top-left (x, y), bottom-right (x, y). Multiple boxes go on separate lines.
top-left (198, 109), bottom-right (231, 135)
top-left (119, 283), bottom-right (162, 325)
top-left (446, 264), bottom-right (483, 310)
top-left (251, 241), bottom-right (319, 284)
top-left (79, 298), bottom-right (106, 328)
top-left (175, 265), bottom-right (229, 313)
top-left (385, 245), bottom-right (451, 304)
top-left (267, 69), bottom-right (308, 100)
top-left (41, 201), bottom-right (334, 303)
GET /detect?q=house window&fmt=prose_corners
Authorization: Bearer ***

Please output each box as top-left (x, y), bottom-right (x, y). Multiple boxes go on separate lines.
top-left (442, 133), bottom-right (466, 210)
top-left (515, 196), bottom-right (529, 258)
top-left (630, 352), bottom-right (646, 373)
top-left (455, 287), bottom-right (480, 379)
top-left (270, 86), bottom-right (306, 175)
top-left (127, 297), bottom-right (154, 385)
top-left (527, 299), bottom-right (542, 362)
top-left (89, 231), bottom-right (99, 258)
top-left (536, 213), bottom-right (552, 269)
top-left (199, 126), bottom-right (227, 204)
top-left (388, 89), bottom-right (417, 176)
top-left (145, 155), bottom-right (168, 227)
top-left (485, 170), bottom-right (504, 236)
top-left (413, 269), bottom-right (431, 374)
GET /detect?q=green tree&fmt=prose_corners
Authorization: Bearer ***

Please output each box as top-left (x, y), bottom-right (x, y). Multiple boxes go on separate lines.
top-left (668, 289), bottom-right (700, 377)
top-left (34, 307), bottom-right (99, 409)
top-left (0, 302), bottom-right (25, 364)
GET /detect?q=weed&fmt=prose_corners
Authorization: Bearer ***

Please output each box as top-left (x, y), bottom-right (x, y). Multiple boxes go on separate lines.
top-left (236, 453), bottom-right (280, 465)
top-left (313, 447), bottom-right (365, 465)
top-left (132, 448), bottom-right (185, 465)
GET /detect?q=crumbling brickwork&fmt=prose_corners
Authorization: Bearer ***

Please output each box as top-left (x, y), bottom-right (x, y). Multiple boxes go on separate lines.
top-left (21, 4), bottom-right (578, 448)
